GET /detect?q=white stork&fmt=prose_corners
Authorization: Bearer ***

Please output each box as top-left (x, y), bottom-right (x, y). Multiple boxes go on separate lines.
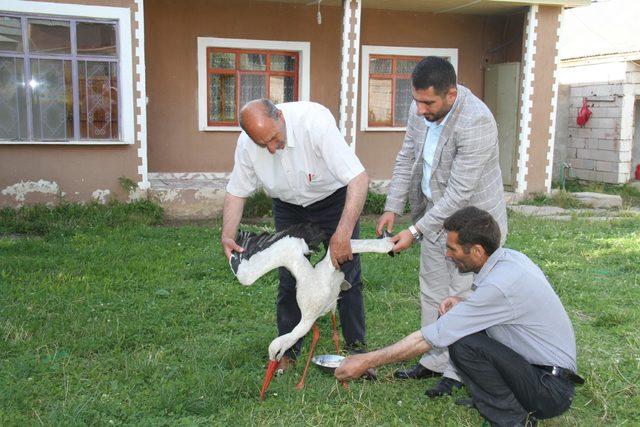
top-left (229, 224), bottom-right (394, 400)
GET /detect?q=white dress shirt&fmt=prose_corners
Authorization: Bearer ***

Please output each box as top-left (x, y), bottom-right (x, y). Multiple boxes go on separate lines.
top-left (226, 102), bottom-right (365, 207)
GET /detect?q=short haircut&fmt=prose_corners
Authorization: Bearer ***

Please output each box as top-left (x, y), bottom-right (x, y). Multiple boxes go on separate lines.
top-left (443, 206), bottom-right (501, 255)
top-left (238, 98), bottom-right (279, 132)
top-left (260, 98), bottom-right (279, 120)
top-left (411, 56), bottom-right (457, 95)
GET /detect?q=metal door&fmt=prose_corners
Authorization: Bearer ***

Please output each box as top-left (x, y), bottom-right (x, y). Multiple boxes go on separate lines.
top-left (484, 62), bottom-right (520, 189)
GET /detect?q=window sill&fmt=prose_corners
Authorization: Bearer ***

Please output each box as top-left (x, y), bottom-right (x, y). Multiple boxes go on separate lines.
top-left (0, 140), bottom-right (135, 146)
top-left (200, 126), bottom-right (242, 132)
top-left (362, 126), bottom-right (407, 132)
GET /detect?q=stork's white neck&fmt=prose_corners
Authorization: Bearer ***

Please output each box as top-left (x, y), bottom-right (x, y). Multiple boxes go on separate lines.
top-left (268, 318), bottom-right (315, 360)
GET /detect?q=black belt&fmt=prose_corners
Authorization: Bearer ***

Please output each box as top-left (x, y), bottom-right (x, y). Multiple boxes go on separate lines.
top-left (533, 365), bottom-right (585, 385)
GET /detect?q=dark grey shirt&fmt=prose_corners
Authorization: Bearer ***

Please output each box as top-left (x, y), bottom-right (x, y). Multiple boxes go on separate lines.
top-left (421, 248), bottom-right (577, 371)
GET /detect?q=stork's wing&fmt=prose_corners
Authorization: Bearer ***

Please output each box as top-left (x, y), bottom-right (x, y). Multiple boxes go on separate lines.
top-left (230, 223), bottom-right (325, 274)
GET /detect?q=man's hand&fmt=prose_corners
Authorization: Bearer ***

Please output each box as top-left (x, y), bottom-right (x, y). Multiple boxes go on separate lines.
top-left (221, 236), bottom-right (244, 261)
top-left (390, 229), bottom-right (414, 254)
top-left (221, 193), bottom-right (246, 261)
top-left (439, 296), bottom-right (462, 316)
top-left (329, 229), bottom-right (353, 268)
top-left (334, 353), bottom-right (370, 381)
top-left (376, 211), bottom-right (396, 236)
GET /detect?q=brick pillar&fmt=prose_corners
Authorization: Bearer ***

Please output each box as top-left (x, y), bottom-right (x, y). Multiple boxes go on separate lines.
top-left (515, 5), bottom-right (563, 194)
top-left (134, 0), bottom-right (149, 190)
top-left (338, 0), bottom-right (361, 148)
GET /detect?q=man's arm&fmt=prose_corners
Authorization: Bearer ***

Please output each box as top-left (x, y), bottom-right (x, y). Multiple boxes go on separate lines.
top-left (383, 101), bottom-right (419, 216)
top-left (330, 171), bottom-right (369, 267)
top-left (377, 101), bottom-right (420, 250)
top-left (335, 331), bottom-right (431, 381)
top-left (221, 193), bottom-right (247, 260)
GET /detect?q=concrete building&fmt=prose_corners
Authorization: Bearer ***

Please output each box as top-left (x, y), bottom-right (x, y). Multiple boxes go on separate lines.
top-left (554, 0), bottom-right (640, 184)
top-left (1, 0), bottom-right (588, 216)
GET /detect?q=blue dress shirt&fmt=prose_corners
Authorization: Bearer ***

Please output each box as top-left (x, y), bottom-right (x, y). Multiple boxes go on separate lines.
top-left (421, 111), bottom-right (452, 199)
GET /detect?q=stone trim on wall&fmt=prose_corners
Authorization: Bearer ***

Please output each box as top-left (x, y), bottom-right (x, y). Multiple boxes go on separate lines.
top-left (149, 172), bottom-right (232, 180)
top-left (339, 0), bottom-right (362, 148)
top-left (545, 8), bottom-right (564, 191)
top-left (134, 0), bottom-right (149, 190)
top-left (515, 5), bottom-right (538, 194)
top-left (517, 5), bottom-right (563, 194)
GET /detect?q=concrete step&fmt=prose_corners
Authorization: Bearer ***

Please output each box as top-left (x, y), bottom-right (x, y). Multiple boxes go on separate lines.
top-left (148, 177), bottom-right (226, 220)
top-left (570, 192), bottom-right (622, 208)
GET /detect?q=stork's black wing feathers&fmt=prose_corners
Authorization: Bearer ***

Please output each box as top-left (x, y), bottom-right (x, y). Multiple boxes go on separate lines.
top-left (229, 223), bottom-right (325, 274)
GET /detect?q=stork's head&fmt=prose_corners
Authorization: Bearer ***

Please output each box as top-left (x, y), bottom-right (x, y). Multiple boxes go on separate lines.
top-left (268, 334), bottom-right (298, 361)
top-left (259, 334), bottom-right (299, 401)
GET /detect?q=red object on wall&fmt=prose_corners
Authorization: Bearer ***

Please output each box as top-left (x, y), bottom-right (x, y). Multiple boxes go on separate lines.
top-left (576, 98), bottom-right (592, 127)
top-left (635, 164), bottom-right (640, 181)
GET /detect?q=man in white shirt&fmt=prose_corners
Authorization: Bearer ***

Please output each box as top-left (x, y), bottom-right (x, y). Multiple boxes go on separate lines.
top-left (221, 99), bottom-right (370, 370)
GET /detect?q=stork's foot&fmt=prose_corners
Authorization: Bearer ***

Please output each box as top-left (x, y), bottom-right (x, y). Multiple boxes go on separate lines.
top-left (331, 313), bottom-right (341, 354)
top-left (295, 323), bottom-right (320, 390)
top-left (275, 355), bottom-right (295, 376)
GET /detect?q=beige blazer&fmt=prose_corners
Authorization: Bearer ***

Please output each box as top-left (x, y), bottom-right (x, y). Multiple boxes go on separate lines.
top-left (384, 85), bottom-right (508, 244)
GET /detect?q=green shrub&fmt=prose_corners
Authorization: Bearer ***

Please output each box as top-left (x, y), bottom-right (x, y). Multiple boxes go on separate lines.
top-left (0, 200), bottom-right (163, 236)
top-left (521, 191), bottom-right (584, 209)
top-left (363, 191), bottom-right (387, 215)
top-left (244, 190), bottom-right (272, 218)
top-left (118, 176), bottom-right (138, 194)
top-left (242, 190), bottom-right (406, 218)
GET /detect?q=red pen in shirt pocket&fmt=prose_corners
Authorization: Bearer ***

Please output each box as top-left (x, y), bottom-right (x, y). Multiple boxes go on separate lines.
top-left (308, 173), bottom-right (315, 182)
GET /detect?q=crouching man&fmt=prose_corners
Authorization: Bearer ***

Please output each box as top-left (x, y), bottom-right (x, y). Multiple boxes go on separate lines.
top-left (335, 206), bottom-right (583, 427)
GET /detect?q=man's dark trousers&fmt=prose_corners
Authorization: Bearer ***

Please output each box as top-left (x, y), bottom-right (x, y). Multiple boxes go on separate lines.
top-left (272, 186), bottom-right (364, 358)
top-left (449, 332), bottom-right (575, 427)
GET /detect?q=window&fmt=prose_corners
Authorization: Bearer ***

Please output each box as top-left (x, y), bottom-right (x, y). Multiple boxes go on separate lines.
top-left (0, 13), bottom-right (121, 142)
top-left (207, 48), bottom-right (298, 126)
top-left (361, 46), bottom-right (458, 131)
top-left (367, 55), bottom-right (421, 127)
top-left (198, 37), bottom-right (310, 131)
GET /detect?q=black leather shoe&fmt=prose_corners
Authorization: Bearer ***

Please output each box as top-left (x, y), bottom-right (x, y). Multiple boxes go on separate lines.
top-left (516, 415), bottom-right (538, 427)
top-left (361, 368), bottom-right (378, 381)
top-left (454, 397), bottom-right (475, 409)
top-left (425, 377), bottom-right (463, 398)
top-left (393, 363), bottom-right (441, 380)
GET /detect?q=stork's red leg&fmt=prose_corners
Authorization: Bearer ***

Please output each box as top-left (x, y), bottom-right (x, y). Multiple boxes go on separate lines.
top-left (259, 359), bottom-right (280, 401)
top-left (295, 323), bottom-right (320, 390)
top-left (331, 312), bottom-right (341, 354)
top-left (330, 313), bottom-right (349, 389)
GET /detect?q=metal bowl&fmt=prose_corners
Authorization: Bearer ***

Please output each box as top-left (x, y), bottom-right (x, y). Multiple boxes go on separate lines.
top-left (311, 354), bottom-right (344, 374)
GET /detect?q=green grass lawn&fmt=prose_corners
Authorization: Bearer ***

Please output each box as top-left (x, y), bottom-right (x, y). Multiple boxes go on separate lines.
top-left (1, 203), bottom-right (639, 425)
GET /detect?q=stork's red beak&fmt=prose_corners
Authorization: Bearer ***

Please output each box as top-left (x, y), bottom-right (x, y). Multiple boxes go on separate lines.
top-left (259, 359), bottom-right (280, 401)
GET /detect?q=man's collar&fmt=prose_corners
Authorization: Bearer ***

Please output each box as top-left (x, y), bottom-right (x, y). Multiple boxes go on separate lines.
top-left (280, 107), bottom-right (296, 148)
top-left (473, 247), bottom-right (506, 286)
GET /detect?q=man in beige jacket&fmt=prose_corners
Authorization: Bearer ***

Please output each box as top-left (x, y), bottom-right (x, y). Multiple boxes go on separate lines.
top-left (379, 56), bottom-right (507, 398)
